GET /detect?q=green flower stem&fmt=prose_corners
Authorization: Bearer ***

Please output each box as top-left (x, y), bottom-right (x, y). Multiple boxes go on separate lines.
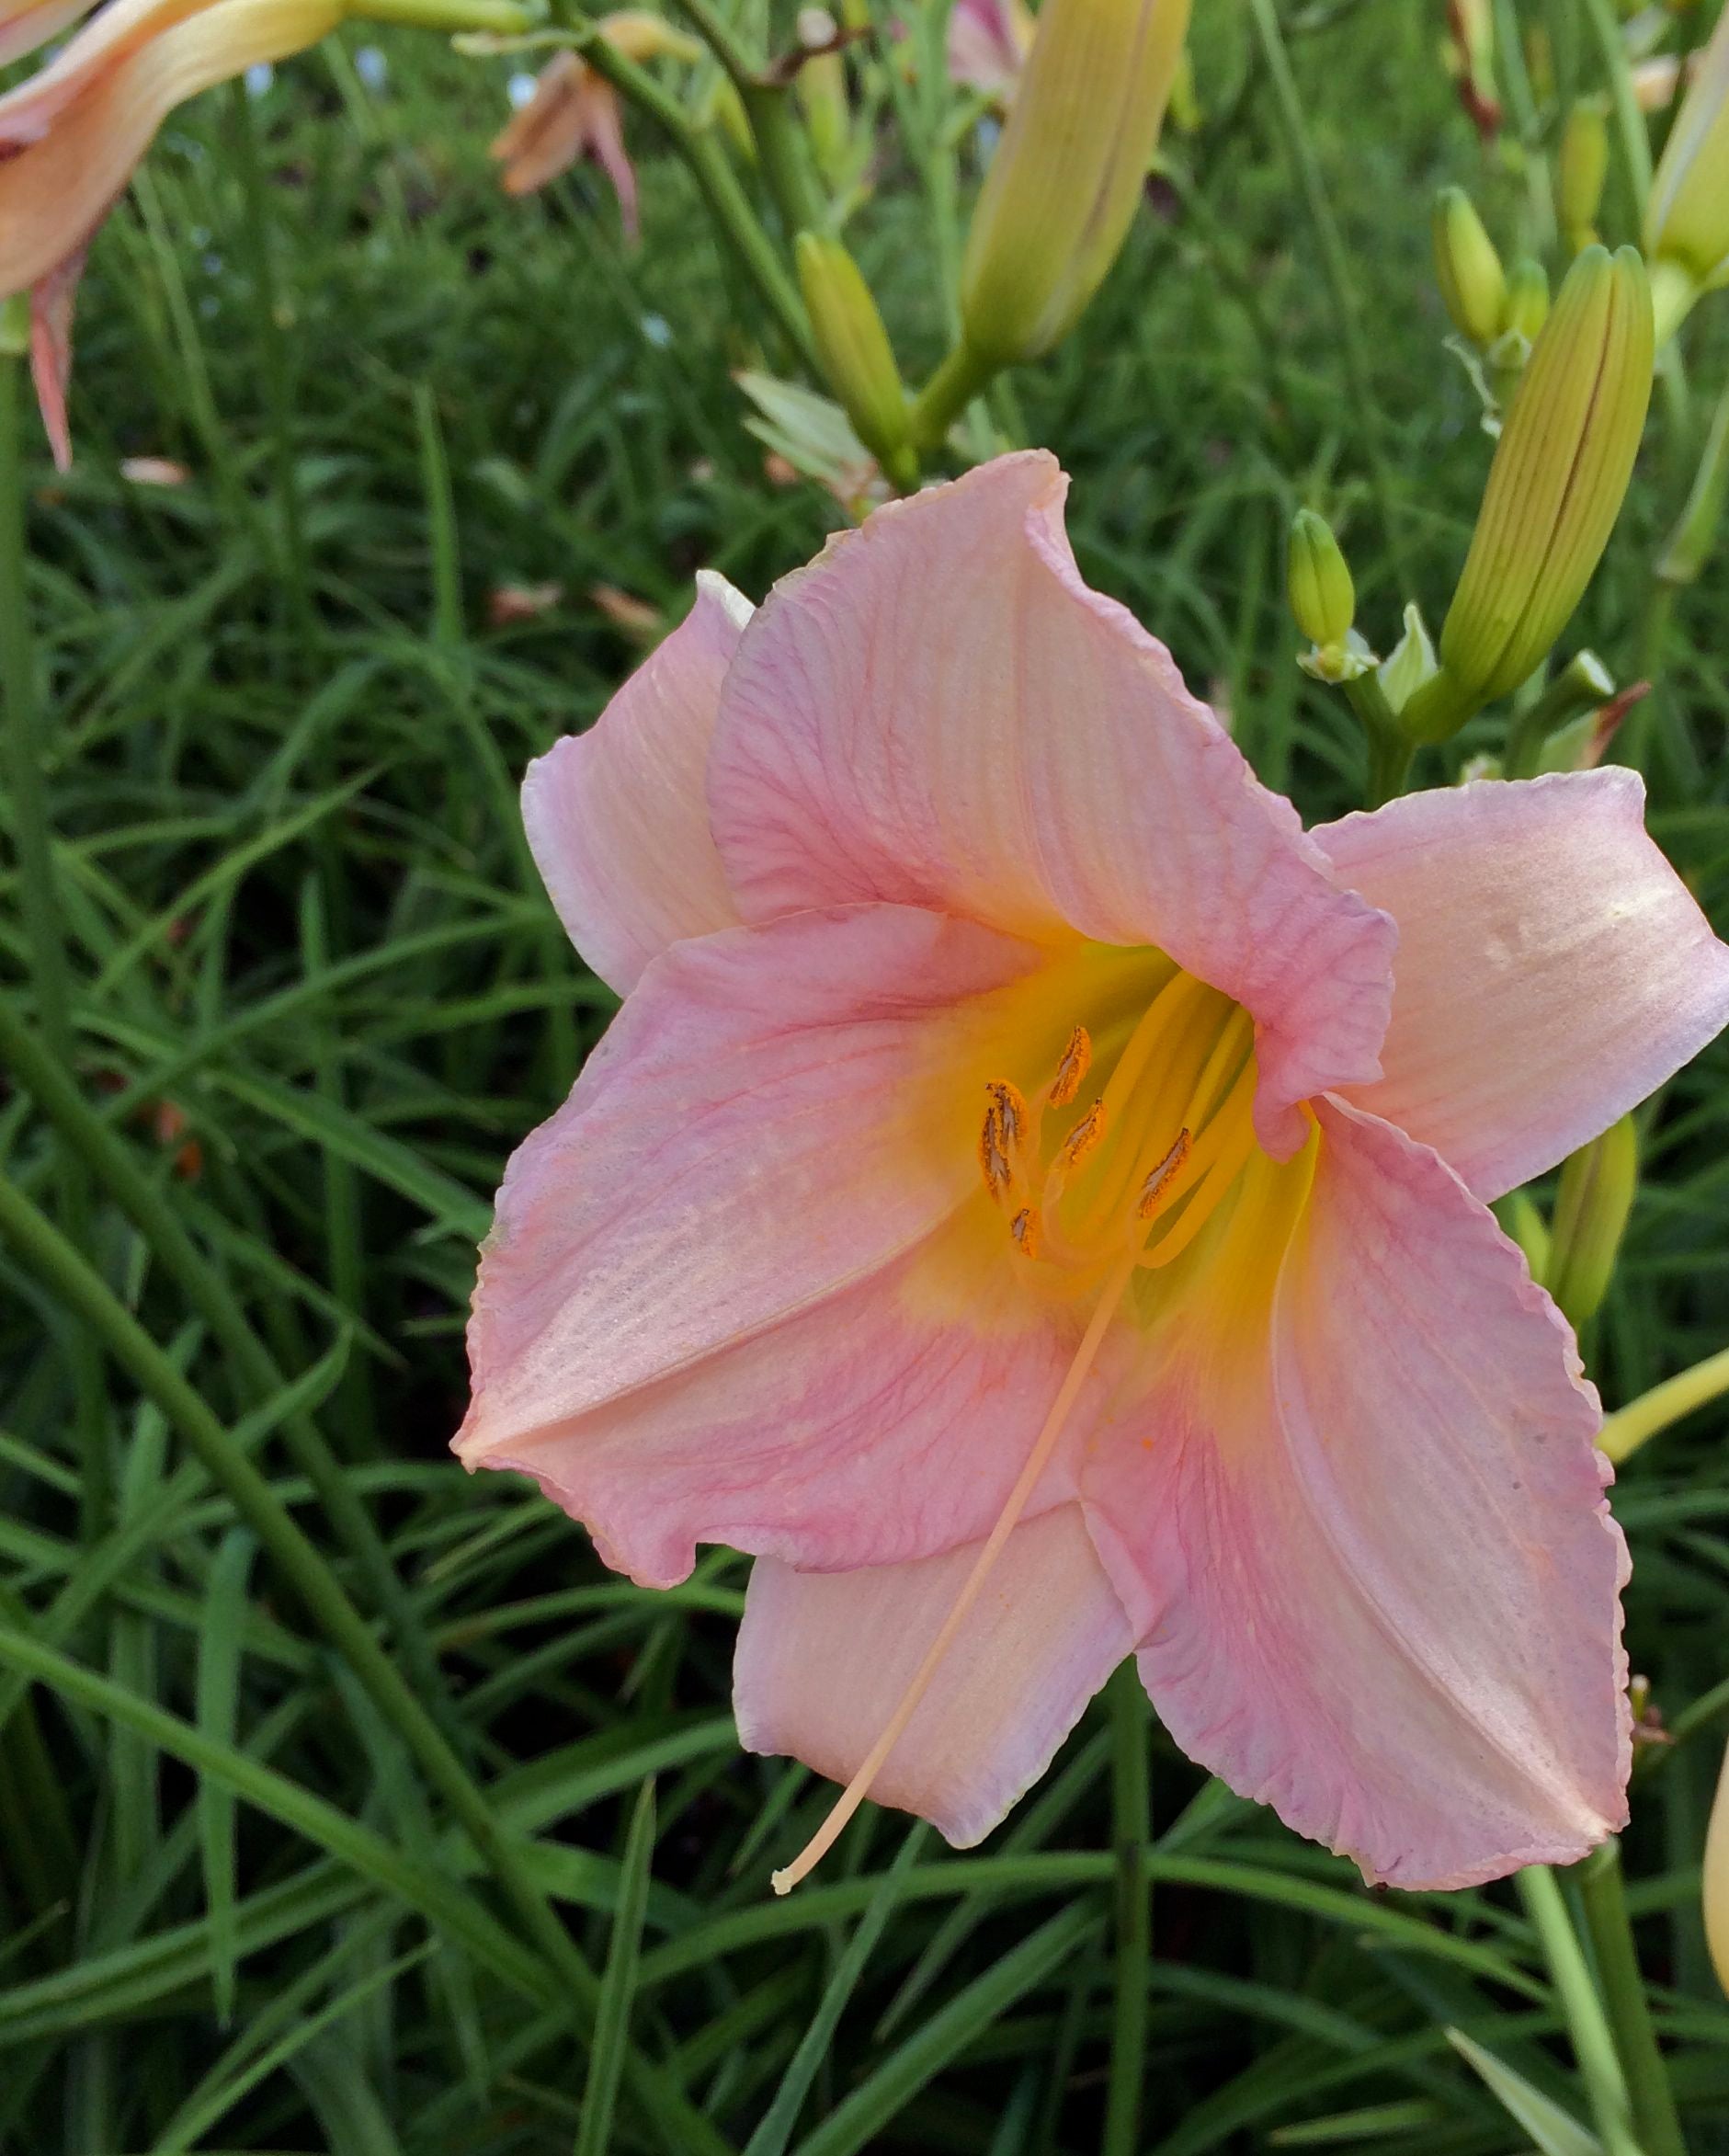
top-left (908, 338), bottom-right (999, 456)
top-left (350, 0), bottom-right (531, 27)
top-left (563, 8), bottom-right (820, 376)
top-left (1517, 1865), bottom-right (1642, 2156)
top-left (1244, 0), bottom-right (1409, 589)
top-left (1576, 1841), bottom-right (1687, 2156)
top-left (1343, 673), bottom-right (1412, 806)
top-left (0, 992), bottom-right (451, 1729)
top-left (0, 351), bottom-right (111, 1540)
top-left (1599, 1345), bottom-right (1729, 1465)
top-left (1103, 1662), bottom-right (1151, 2156)
top-left (0, 1169), bottom-right (730, 2156)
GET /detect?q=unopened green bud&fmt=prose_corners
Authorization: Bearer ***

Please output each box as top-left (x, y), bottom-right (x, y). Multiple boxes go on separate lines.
top-left (1546, 1114), bottom-right (1638, 1331)
top-left (1558, 97), bottom-right (1610, 252)
top-left (1644, 0), bottom-right (1729, 340)
top-left (961, 0), bottom-right (1192, 364)
top-left (1495, 1190), bottom-right (1551, 1283)
top-left (1433, 187), bottom-right (1507, 346)
top-left (1405, 245), bottom-right (1655, 742)
top-left (1501, 257), bottom-right (1551, 343)
top-left (795, 234), bottom-right (916, 489)
top-left (1287, 508), bottom-right (1355, 656)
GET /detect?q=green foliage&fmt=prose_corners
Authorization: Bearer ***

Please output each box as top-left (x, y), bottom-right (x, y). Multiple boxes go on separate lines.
top-left (4, 6), bottom-right (1729, 2150)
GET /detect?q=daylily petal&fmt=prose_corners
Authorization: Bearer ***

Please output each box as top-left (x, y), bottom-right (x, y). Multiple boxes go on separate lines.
top-left (1086, 1099), bottom-right (1629, 1890)
top-left (458, 902), bottom-right (1091, 1583)
top-left (734, 1503), bottom-right (1133, 1846)
top-left (0, 0), bottom-right (97, 70)
top-left (521, 571), bottom-right (751, 992)
top-left (1317, 770), bottom-right (1729, 1202)
top-left (29, 245), bottom-right (85, 473)
top-left (0, 0), bottom-right (341, 300)
top-left (707, 451), bottom-right (1396, 1156)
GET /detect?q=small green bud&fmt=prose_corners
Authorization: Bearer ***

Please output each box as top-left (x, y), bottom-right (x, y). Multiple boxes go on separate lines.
top-left (1558, 97), bottom-right (1610, 252)
top-left (961, 0), bottom-right (1193, 365)
top-left (1432, 187), bottom-right (1507, 347)
top-left (1644, 0), bottom-right (1729, 338)
top-left (795, 234), bottom-right (916, 489)
top-left (1546, 1115), bottom-right (1638, 1332)
top-left (1501, 257), bottom-right (1551, 344)
top-left (795, 9), bottom-right (850, 187)
top-left (1494, 1190), bottom-right (1552, 1283)
top-left (1405, 245), bottom-right (1655, 743)
top-left (1287, 508), bottom-right (1355, 656)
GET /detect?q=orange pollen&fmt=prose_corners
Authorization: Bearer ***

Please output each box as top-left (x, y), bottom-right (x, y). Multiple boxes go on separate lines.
top-left (1009, 1207), bottom-right (1040, 1259)
top-left (1137, 1130), bottom-right (1192, 1217)
top-left (1048, 1025), bottom-right (1092, 1108)
top-left (978, 1079), bottom-right (1029, 1204)
top-left (1059, 1098), bottom-right (1108, 1169)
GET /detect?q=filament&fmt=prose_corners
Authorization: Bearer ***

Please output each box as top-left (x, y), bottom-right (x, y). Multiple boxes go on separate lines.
top-left (768, 1242), bottom-right (1140, 1896)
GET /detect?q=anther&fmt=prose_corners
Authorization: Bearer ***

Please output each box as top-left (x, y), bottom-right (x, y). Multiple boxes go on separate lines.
top-left (1048, 1026), bottom-right (1092, 1108)
top-left (1010, 1207), bottom-right (1041, 1259)
top-left (1059, 1099), bottom-right (1108, 1169)
top-left (1137, 1131), bottom-right (1193, 1217)
top-left (979, 1079), bottom-right (1029, 1204)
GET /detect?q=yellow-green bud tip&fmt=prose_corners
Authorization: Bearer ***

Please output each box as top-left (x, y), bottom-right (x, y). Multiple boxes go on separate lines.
top-left (795, 234), bottom-right (915, 487)
top-left (1287, 508), bottom-right (1356, 652)
top-left (1546, 1114), bottom-right (1638, 1331)
top-left (1433, 186), bottom-right (1507, 348)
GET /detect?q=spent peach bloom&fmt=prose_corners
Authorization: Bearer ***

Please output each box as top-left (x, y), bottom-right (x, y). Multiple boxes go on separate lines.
top-left (490, 14), bottom-right (699, 234)
top-left (456, 454), bottom-right (1729, 1892)
top-left (0, 0), bottom-right (342, 466)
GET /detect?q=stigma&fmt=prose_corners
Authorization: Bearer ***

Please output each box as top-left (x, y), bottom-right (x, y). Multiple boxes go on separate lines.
top-left (973, 975), bottom-right (1259, 1283)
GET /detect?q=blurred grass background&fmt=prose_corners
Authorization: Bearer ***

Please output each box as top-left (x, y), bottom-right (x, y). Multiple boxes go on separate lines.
top-left (5, 0), bottom-right (1729, 2147)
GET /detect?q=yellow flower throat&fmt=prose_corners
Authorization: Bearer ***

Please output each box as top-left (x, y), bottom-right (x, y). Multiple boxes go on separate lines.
top-left (974, 964), bottom-right (1262, 1293)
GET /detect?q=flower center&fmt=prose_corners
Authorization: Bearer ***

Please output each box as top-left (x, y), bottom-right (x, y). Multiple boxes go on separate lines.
top-left (975, 965), bottom-right (1260, 1293)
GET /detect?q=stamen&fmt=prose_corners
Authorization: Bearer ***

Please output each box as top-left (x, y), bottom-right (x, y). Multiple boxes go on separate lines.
top-left (1137, 1130), bottom-right (1192, 1217)
top-left (1009, 1207), bottom-right (1041, 1259)
top-left (1048, 1026), bottom-right (1092, 1108)
top-left (978, 1079), bottom-right (1029, 1204)
top-left (985, 1079), bottom-right (1029, 1152)
top-left (1059, 1099), bottom-right (1108, 1169)
top-left (769, 1243), bottom-right (1141, 1897)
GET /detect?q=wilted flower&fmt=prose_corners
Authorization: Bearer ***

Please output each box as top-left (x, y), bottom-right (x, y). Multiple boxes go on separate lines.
top-left (1443, 0), bottom-right (1500, 141)
top-left (490, 14), bottom-right (700, 234)
top-left (946, 0), bottom-right (1034, 100)
top-left (457, 453), bottom-right (1729, 1893)
top-left (0, 0), bottom-right (345, 466)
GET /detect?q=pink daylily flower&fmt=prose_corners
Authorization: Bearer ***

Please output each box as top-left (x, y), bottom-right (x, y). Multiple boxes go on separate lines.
top-left (455, 453), bottom-right (1729, 1892)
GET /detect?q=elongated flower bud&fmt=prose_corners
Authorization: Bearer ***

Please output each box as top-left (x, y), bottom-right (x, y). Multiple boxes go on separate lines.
top-left (1546, 1114), bottom-right (1637, 1331)
top-left (1287, 508), bottom-right (1354, 649)
top-left (1644, 0), bottom-right (1729, 342)
top-left (1708, 1741), bottom-right (1729, 2000)
top-left (960, 0), bottom-right (1191, 364)
top-left (1558, 97), bottom-right (1608, 253)
top-left (796, 234), bottom-right (915, 488)
top-left (1406, 245), bottom-right (1654, 742)
top-left (1432, 187), bottom-right (1506, 346)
